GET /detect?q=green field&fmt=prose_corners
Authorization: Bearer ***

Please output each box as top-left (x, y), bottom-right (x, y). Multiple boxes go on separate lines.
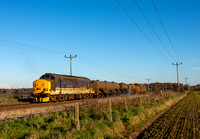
top-left (138, 91), bottom-right (200, 138)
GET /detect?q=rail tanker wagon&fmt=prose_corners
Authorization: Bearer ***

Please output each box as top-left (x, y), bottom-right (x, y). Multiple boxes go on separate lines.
top-left (33, 73), bottom-right (94, 102)
top-left (112, 82), bottom-right (120, 94)
top-left (119, 83), bottom-right (129, 93)
top-left (138, 85), bottom-right (147, 94)
top-left (128, 84), bottom-right (138, 93)
top-left (91, 81), bottom-right (121, 97)
top-left (92, 80), bottom-right (110, 97)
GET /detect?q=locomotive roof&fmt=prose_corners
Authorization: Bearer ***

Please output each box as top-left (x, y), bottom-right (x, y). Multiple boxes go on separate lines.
top-left (41, 73), bottom-right (91, 81)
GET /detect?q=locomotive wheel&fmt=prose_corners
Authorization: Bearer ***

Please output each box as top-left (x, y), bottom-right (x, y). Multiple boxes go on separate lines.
top-left (98, 94), bottom-right (102, 98)
top-left (90, 94), bottom-right (94, 99)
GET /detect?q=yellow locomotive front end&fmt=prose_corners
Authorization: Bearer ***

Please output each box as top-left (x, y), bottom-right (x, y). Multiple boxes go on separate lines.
top-left (33, 79), bottom-right (51, 102)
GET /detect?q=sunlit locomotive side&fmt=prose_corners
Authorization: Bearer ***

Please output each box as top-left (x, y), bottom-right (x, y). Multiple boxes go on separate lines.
top-left (33, 73), bottom-right (94, 102)
top-left (33, 73), bottom-right (147, 102)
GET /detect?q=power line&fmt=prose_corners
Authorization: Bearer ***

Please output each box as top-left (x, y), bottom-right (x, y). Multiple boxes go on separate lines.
top-left (0, 43), bottom-right (62, 55)
top-left (0, 38), bottom-right (67, 55)
top-left (151, 0), bottom-right (181, 62)
top-left (151, 0), bottom-right (189, 83)
top-left (133, 0), bottom-right (176, 62)
top-left (76, 58), bottom-right (146, 83)
top-left (181, 65), bottom-right (187, 78)
top-left (78, 55), bottom-right (146, 80)
top-left (115, 0), bottom-right (172, 63)
top-left (76, 59), bottom-right (131, 80)
top-left (0, 38), bottom-right (146, 81)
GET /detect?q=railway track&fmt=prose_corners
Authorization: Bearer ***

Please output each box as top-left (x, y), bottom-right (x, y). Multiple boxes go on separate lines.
top-left (0, 102), bottom-right (31, 108)
top-left (0, 93), bottom-right (148, 111)
top-left (0, 94), bottom-right (134, 112)
top-left (0, 99), bottom-right (83, 112)
top-left (0, 94), bottom-right (151, 121)
top-left (0, 92), bottom-right (176, 121)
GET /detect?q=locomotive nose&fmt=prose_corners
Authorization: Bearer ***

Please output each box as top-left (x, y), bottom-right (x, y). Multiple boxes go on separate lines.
top-left (33, 79), bottom-right (51, 93)
top-left (33, 79), bottom-right (51, 102)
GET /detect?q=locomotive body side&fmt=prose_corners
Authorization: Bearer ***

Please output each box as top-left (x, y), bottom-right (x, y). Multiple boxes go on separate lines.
top-left (33, 73), bottom-right (95, 102)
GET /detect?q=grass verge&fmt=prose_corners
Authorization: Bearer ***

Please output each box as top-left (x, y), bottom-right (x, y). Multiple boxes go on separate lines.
top-left (0, 93), bottom-right (186, 138)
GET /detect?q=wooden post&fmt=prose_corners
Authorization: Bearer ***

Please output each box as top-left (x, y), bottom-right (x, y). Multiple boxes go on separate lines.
top-left (124, 99), bottom-right (128, 111)
top-left (139, 97), bottom-right (142, 106)
top-left (147, 96), bottom-right (150, 103)
top-left (108, 99), bottom-right (112, 122)
top-left (75, 103), bottom-right (80, 130)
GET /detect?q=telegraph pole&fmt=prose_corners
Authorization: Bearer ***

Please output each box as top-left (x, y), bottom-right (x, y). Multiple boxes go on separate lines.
top-left (65, 54), bottom-right (77, 76)
top-left (172, 62), bottom-right (182, 85)
top-left (172, 62), bottom-right (182, 92)
top-left (184, 78), bottom-right (189, 85)
top-left (146, 78), bottom-right (151, 92)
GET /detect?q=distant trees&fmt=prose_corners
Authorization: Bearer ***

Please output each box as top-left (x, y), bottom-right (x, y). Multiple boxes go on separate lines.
top-left (3, 90), bottom-right (6, 94)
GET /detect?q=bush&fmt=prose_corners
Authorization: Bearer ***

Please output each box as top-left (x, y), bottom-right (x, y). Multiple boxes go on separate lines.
top-left (180, 87), bottom-right (185, 93)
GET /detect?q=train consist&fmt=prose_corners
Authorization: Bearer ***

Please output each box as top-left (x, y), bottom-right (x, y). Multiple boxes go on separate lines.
top-left (33, 73), bottom-right (147, 102)
top-left (148, 82), bottom-right (184, 92)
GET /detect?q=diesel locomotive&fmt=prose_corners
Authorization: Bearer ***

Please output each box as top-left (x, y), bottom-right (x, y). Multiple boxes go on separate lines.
top-left (33, 73), bottom-right (147, 102)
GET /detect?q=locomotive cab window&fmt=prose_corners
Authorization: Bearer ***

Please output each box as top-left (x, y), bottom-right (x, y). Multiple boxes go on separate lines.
top-left (40, 74), bottom-right (50, 79)
top-left (46, 74), bottom-right (50, 79)
top-left (51, 75), bottom-right (55, 80)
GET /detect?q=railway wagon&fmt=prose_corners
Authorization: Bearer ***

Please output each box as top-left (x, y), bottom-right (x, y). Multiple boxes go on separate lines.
top-left (134, 84), bottom-right (147, 94)
top-left (128, 84), bottom-right (139, 93)
top-left (119, 83), bottom-right (129, 93)
top-left (33, 73), bottom-right (94, 102)
top-left (92, 81), bottom-right (120, 97)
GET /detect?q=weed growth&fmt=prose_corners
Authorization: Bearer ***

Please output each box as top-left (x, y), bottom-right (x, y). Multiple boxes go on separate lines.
top-left (0, 94), bottom-right (185, 138)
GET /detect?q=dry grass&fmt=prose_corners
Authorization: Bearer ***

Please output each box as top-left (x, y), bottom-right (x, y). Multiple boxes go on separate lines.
top-left (0, 98), bottom-right (18, 104)
top-left (0, 92), bottom-right (186, 138)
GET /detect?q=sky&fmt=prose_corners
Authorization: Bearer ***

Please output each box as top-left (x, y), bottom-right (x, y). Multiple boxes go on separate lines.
top-left (0, 0), bottom-right (200, 88)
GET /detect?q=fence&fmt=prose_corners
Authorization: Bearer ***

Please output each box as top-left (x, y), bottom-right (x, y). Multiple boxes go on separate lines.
top-left (0, 91), bottom-right (180, 123)
top-left (73, 91), bottom-right (180, 129)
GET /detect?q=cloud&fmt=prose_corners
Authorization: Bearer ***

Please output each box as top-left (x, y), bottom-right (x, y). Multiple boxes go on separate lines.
top-left (192, 67), bottom-right (200, 71)
top-left (0, 84), bottom-right (12, 89)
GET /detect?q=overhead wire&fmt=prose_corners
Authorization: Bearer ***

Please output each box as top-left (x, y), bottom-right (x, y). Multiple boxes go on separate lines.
top-left (151, 0), bottom-right (188, 81)
top-left (133, 0), bottom-right (176, 62)
top-left (151, 0), bottom-right (181, 62)
top-left (115, 0), bottom-right (172, 63)
top-left (76, 58), bottom-right (137, 81)
top-left (0, 43), bottom-right (62, 55)
top-left (0, 38), bottom-right (68, 55)
top-left (78, 55), bottom-right (146, 80)
top-left (0, 38), bottom-right (146, 81)
top-left (116, 0), bottom-right (189, 83)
